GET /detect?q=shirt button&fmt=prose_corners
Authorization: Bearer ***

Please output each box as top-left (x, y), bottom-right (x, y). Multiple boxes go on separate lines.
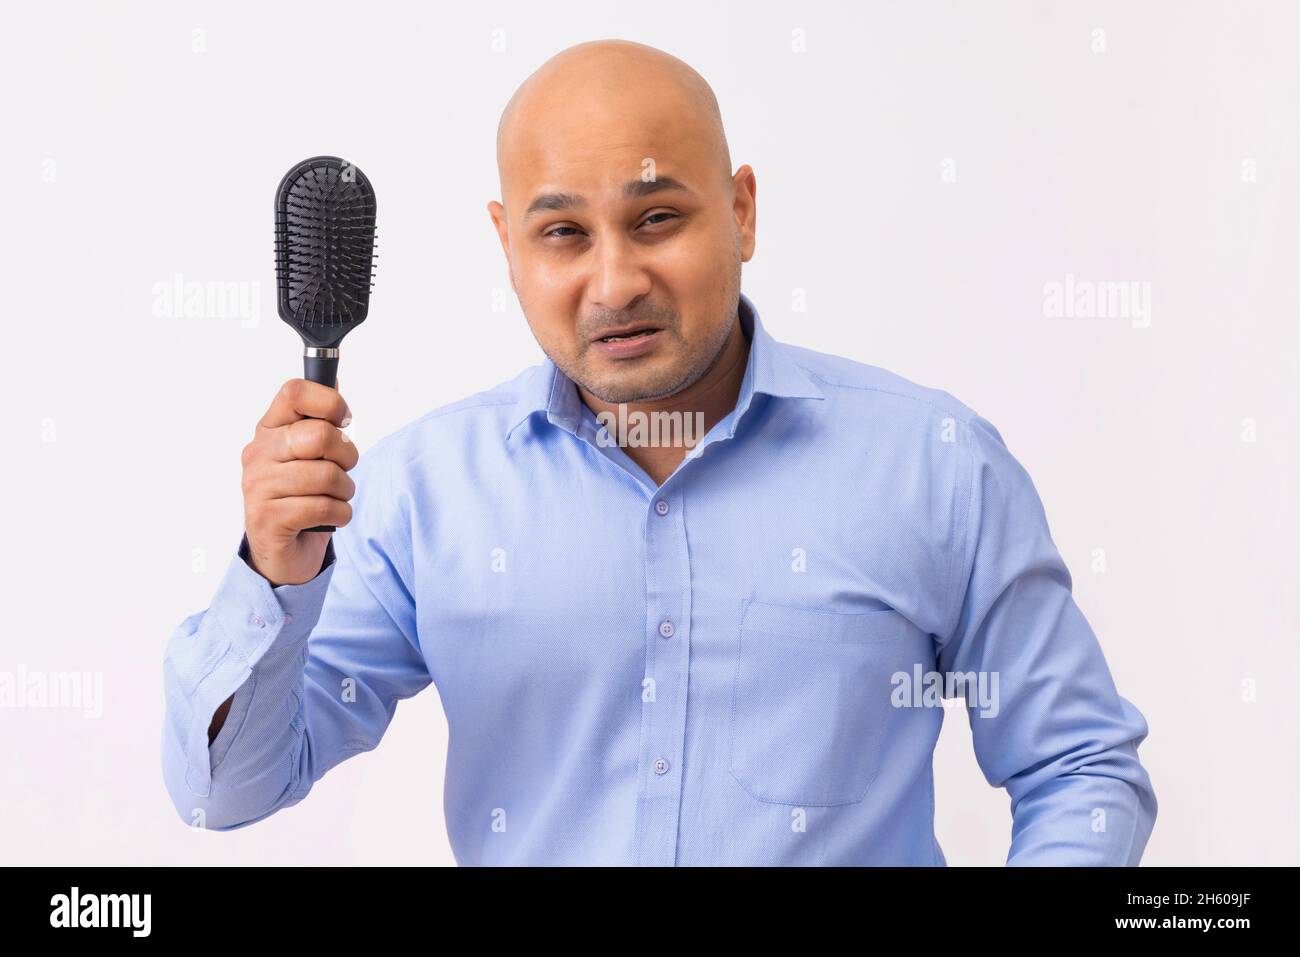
top-left (653, 757), bottom-right (670, 775)
top-left (284, 612), bottom-right (293, 625)
top-left (249, 613), bottom-right (265, 628)
top-left (658, 619), bottom-right (675, 638)
top-left (654, 500), bottom-right (669, 516)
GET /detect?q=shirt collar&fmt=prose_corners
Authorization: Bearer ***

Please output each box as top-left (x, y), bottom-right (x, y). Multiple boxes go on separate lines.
top-left (504, 291), bottom-right (824, 441)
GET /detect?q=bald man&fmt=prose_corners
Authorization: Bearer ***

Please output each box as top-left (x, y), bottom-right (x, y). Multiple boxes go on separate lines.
top-left (162, 40), bottom-right (1156, 866)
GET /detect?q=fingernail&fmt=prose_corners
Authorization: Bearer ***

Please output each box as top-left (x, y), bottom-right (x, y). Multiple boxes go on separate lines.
top-left (341, 411), bottom-right (352, 427)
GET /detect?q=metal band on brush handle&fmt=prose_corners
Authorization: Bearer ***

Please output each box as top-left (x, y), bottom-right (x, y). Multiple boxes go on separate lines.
top-left (303, 346), bottom-right (339, 388)
top-left (303, 346), bottom-right (341, 533)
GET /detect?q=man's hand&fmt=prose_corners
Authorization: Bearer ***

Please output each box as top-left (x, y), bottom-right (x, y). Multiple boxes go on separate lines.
top-left (240, 378), bottom-right (358, 586)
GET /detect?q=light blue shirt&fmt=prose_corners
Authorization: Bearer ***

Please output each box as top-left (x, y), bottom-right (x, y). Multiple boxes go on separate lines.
top-left (161, 292), bottom-right (1157, 865)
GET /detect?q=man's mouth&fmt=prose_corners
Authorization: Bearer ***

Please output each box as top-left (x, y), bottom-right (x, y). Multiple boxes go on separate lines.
top-left (594, 327), bottom-right (659, 343)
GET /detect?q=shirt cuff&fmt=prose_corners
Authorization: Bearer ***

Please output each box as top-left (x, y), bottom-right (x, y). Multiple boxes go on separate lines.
top-left (180, 536), bottom-right (338, 798)
top-left (210, 533), bottom-right (337, 664)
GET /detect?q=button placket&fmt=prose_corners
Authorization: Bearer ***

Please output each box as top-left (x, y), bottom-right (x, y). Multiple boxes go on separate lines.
top-left (633, 488), bottom-right (693, 866)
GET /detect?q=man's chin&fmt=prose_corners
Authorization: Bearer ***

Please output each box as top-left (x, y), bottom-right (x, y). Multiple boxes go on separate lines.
top-left (577, 365), bottom-right (689, 405)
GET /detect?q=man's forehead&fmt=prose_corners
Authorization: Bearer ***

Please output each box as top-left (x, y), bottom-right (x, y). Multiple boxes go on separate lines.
top-left (501, 123), bottom-right (712, 213)
top-left (520, 173), bottom-right (697, 221)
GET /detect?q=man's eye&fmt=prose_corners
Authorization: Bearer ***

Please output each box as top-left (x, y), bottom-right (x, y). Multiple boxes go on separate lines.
top-left (543, 214), bottom-right (676, 240)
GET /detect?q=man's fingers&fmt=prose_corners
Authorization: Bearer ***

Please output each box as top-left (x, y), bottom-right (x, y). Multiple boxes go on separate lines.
top-left (259, 378), bottom-right (351, 430)
top-left (262, 495), bottom-right (353, 532)
top-left (245, 459), bottom-right (356, 502)
top-left (269, 417), bottom-right (360, 468)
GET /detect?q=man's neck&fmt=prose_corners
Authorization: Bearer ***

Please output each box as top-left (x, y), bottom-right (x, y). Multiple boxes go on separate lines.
top-left (578, 315), bottom-right (751, 487)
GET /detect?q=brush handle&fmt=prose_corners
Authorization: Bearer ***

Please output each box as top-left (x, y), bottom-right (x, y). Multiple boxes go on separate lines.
top-left (303, 348), bottom-right (340, 532)
top-left (304, 351), bottom-right (339, 389)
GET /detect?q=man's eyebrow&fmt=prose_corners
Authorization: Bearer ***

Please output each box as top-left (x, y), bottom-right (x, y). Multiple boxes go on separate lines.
top-left (523, 176), bottom-right (693, 219)
top-left (624, 175), bottom-right (692, 199)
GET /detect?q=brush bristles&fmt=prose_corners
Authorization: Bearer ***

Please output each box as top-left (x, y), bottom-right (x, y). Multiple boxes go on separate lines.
top-left (274, 161), bottom-right (378, 335)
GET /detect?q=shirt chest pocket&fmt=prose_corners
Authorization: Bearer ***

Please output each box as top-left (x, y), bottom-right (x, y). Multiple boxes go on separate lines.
top-left (728, 599), bottom-right (926, 807)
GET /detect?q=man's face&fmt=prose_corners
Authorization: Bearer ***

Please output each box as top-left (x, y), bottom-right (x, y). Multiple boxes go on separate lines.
top-left (490, 97), bottom-right (755, 404)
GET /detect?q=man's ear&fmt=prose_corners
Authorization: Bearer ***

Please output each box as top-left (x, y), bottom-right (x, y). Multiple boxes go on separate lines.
top-left (731, 165), bottom-right (757, 262)
top-left (486, 200), bottom-right (516, 293)
top-left (487, 200), bottom-right (510, 256)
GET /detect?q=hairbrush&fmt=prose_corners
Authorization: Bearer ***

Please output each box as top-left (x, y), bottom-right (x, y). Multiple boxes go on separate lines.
top-left (274, 155), bottom-right (378, 531)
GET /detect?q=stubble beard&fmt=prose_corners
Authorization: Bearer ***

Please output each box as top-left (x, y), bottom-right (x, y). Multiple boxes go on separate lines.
top-left (565, 260), bottom-right (743, 405)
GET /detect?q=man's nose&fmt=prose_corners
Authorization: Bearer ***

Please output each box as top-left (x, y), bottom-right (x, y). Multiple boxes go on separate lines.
top-left (586, 230), bottom-right (652, 312)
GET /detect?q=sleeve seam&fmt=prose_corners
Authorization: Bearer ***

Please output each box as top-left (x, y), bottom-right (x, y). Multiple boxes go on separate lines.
top-left (386, 439), bottom-right (417, 591)
top-left (944, 418), bottom-right (978, 641)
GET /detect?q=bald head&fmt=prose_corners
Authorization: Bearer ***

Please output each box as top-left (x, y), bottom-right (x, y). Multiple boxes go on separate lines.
top-left (495, 39), bottom-right (731, 207)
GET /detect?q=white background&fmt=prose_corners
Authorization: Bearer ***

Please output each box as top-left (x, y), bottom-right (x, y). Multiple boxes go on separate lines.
top-left (1, 0), bottom-right (1296, 865)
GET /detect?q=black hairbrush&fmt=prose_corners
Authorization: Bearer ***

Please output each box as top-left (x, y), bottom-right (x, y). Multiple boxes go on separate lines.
top-left (274, 155), bottom-right (377, 531)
